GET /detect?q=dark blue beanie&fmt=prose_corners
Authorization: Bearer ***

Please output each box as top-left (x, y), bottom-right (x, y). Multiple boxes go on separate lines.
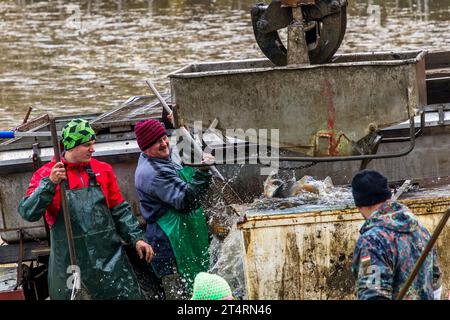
top-left (351, 170), bottom-right (392, 207)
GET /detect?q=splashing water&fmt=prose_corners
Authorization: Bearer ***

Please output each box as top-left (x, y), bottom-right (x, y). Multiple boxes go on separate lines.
top-left (204, 167), bottom-right (247, 299)
top-left (252, 175), bottom-right (355, 212)
top-left (205, 175), bottom-right (356, 299)
top-left (208, 219), bottom-right (246, 300)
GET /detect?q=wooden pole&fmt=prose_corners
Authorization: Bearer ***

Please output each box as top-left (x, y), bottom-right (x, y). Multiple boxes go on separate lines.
top-left (22, 107), bottom-right (33, 124)
top-left (396, 207), bottom-right (450, 299)
top-left (145, 80), bottom-right (225, 181)
top-left (49, 116), bottom-right (78, 268)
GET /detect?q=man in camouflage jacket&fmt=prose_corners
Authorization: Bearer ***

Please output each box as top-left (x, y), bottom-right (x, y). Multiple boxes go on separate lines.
top-left (351, 170), bottom-right (442, 300)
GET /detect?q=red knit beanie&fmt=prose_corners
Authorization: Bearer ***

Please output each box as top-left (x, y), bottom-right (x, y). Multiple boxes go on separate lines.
top-left (134, 119), bottom-right (168, 151)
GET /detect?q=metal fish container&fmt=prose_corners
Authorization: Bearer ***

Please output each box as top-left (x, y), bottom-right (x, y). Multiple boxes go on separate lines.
top-left (235, 188), bottom-right (450, 299)
top-left (169, 51), bottom-right (427, 156)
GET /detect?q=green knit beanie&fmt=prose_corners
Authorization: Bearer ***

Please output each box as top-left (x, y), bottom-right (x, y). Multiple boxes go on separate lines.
top-left (61, 119), bottom-right (96, 150)
top-left (191, 272), bottom-right (233, 300)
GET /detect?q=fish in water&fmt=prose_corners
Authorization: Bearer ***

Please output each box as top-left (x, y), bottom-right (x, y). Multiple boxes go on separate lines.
top-left (263, 175), bottom-right (284, 198)
top-left (264, 175), bottom-right (334, 198)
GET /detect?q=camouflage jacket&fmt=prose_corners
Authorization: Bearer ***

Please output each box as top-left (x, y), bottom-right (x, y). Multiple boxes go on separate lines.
top-left (352, 201), bottom-right (442, 300)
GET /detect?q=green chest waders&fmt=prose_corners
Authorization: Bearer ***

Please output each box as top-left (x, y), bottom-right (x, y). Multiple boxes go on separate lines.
top-left (156, 166), bottom-right (210, 293)
top-left (48, 165), bottom-right (143, 300)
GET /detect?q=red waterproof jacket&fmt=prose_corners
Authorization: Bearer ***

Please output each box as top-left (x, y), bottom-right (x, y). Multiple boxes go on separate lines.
top-left (26, 157), bottom-right (125, 227)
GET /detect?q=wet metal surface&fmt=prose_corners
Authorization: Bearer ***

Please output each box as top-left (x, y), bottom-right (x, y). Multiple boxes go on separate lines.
top-left (170, 51), bottom-right (426, 155)
top-left (0, 0), bottom-right (449, 129)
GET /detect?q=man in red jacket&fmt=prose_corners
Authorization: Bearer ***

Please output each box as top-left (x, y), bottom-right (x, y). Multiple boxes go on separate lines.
top-left (18, 118), bottom-right (153, 300)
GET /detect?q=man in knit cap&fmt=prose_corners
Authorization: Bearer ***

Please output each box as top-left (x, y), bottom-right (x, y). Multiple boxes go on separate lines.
top-left (351, 169), bottom-right (442, 300)
top-left (134, 118), bottom-right (213, 300)
top-left (19, 118), bottom-right (154, 300)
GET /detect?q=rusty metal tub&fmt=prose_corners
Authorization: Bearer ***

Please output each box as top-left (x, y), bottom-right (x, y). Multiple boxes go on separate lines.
top-left (235, 182), bottom-right (450, 299)
top-left (169, 51), bottom-right (427, 156)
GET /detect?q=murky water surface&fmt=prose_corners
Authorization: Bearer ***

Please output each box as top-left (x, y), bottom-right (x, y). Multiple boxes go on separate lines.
top-left (1, 0), bottom-right (449, 128)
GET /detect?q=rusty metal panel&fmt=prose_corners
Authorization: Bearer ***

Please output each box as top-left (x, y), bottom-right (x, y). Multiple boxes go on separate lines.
top-left (237, 193), bottom-right (450, 300)
top-left (0, 172), bottom-right (46, 243)
top-left (169, 51), bottom-right (427, 156)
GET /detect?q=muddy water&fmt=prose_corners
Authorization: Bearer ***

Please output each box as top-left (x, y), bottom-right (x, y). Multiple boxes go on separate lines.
top-left (0, 0), bottom-right (449, 128)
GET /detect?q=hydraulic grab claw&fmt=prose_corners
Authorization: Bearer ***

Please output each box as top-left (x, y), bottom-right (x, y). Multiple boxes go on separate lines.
top-left (251, 0), bottom-right (347, 66)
